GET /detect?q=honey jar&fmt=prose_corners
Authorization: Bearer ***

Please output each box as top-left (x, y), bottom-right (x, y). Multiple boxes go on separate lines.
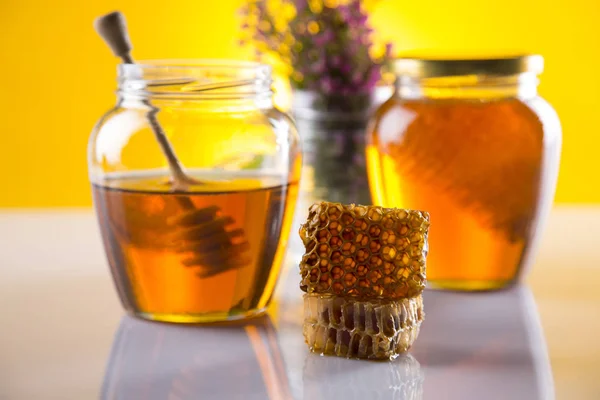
top-left (366, 55), bottom-right (561, 290)
top-left (88, 60), bottom-right (301, 322)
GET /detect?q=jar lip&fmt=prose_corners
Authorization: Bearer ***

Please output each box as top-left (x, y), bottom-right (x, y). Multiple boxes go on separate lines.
top-left (393, 54), bottom-right (543, 79)
top-left (117, 59), bottom-right (273, 100)
top-left (121, 58), bottom-right (271, 73)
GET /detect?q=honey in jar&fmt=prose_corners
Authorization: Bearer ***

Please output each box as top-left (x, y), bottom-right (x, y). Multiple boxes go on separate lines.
top-left (366, 55), bottom-right (561, 290)
top-left (93, 172), bottom-right (298, 322)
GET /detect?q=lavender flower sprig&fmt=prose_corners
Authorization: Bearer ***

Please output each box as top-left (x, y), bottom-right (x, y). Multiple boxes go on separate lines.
top-left (239, 0), bottom-right (392, 96)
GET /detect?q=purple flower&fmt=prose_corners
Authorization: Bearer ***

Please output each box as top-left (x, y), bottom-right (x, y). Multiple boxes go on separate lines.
top-left (329, 55), bottom-right (342, 67)
top-left (338, 5), bottom-right (351, 20)
top-left (385, 42), bottom-right (393, 57)
top-left (294, 0), bottom-right (308, 11)
top-left (237, 0), bottom-right (390, 94)
top-left (356, 13), bottom-right (368, 25)
top-left (346, 0), bottom-right (361, 14)
top-left (321, 77), bottom-right (334, 94)
top-left (311, 60), bottom-right (326, 74)
top-left (314, 30), bottom-right (335, 46)
top-left (363, 68), bottom-right (381, 91)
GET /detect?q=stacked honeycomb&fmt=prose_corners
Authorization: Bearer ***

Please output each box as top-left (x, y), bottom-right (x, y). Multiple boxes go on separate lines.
top-left (299, 202), bottom-right (430, 359)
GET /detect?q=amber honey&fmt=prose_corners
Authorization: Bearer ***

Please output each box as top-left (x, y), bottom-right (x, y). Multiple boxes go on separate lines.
top-left (367, 97), bottom-right (561, 290)
top-left (93, 171), bottom-right (298, 322)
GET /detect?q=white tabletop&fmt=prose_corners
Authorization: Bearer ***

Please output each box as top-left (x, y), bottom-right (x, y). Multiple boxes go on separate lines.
top-left (1, 208), bottom-right (599, 399)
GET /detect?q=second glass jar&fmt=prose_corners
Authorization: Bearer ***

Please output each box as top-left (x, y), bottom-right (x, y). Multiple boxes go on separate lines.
top-left (367, 55), bottom-right (561, 291)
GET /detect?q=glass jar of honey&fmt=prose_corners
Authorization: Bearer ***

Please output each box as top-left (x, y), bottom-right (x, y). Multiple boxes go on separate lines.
top-left (88, 60), bottom-right (301, 322)
top-left (366, 55), bottom-right (561, 291)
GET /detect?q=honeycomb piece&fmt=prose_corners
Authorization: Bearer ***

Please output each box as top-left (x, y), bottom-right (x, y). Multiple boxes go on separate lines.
top-left (303, 293), bottom-right (424, 360)
top-left (299, 202), bottom-right (430, 299)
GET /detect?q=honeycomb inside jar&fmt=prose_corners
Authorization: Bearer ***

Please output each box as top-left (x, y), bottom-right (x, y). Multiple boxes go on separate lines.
top-left (366, 96), bottom-right (561, 290)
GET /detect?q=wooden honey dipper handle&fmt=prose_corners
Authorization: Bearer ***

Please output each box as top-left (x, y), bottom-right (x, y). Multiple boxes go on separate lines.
top-left (93, 11), bottom-right (250, 278)
top-left (93, 11), bottom-right (198, 192)
top-left (94, 11), bottom-right (134, 64)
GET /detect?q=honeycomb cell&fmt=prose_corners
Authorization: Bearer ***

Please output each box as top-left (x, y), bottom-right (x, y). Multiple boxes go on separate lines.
top-left (331, 266), bottom-right (343, 279)
top-left (396, 237), bottom-right (410, 250)
top-left (341, 228), bottom-right (355, 242)
top-left (368, 225), bottom-right (382, 238)
top-left (354, 220), bottom-right (368, 232)
top-left (381, 215), bottom-right (395, 229)
top-left (303, 293), bottom-right (424, 360)
top-left (382, 246), bottom-right (397, 261)
top-left (381, 230), bottom-right (396, 245)
top-left (369, 240), bottom-right (382, 254)
top-left (316, 229), bottom-right (330, 244)
top-left (340, 212), bottom-right (355, 225)
top-left (299, 202), bottom-right (430, 299)
top-left (331, 250), bottom-right (343, 264)
top-left (355, 233), bottom-right (369, 247)
top-left (329, 236), bottom-right (343, 250)
top-left (332, 282), bottom-right (344, 294)
top-left (343, 257), bottom-right (356, 270)
top-left (340, 242), bottom-right (356, 256)
top-left (368, 255), bottom-right (383, 268)
top-left (327, 204), bottom-right (342, 221)
top-left (367, 207), bottom-right (383, 222)
top-left (356, 265), bottom-right (368, 277)
top-left (356, 248), bottom-right (370, 263)
top-left (344, 272), bottom-right (357, 286)
top-left (329, 221), bottom-right (342, 236)
top-left (303, 252), bottom-right (319, 267)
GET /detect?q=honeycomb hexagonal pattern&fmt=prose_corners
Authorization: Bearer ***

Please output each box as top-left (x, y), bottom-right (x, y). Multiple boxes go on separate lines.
top-left (303, 293), bottom-right (424, 360)
top-left (299, 202), bottom-right (430, 299)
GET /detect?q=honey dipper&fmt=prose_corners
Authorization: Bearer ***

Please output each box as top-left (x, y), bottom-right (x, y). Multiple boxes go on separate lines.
top-left (94, 11), bottom-right (250, 277)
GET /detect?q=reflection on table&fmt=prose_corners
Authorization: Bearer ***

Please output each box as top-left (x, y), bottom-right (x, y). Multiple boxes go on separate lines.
top-left (413, 285), bottom-right (553, 400)
top-left (303, 352), bottom-right (423, 400)
top-left (274, 280), bottom-right (553, 400)
top-left (101, 280), bottom-right (552, 400)
top-left (101, 315), bottom-right (291, 400)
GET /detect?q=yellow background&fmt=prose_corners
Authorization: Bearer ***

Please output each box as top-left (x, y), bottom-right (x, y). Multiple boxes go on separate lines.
top-left (1, 0), bottom-right (598, 207)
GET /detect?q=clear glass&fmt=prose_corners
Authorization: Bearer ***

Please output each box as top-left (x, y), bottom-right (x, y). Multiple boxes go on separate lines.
top-left (367, 73), bottom-right (561, 291)
top-left (88, 60), bottom-right (301, 322)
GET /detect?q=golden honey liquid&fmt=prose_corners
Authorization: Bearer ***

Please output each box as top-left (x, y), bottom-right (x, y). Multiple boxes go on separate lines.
top-left (93, 171), bottom-right (298, 322)
top-left (367, 98), bottom-right (560, 290)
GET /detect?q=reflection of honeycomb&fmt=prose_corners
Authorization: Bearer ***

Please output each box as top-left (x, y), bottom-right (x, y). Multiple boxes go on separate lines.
top-left (299, 202), bottom-right (430, 299)
top-left (303, 351), bottom-right (424, 400)
top-left (303, 293), bottom-right (423, 359)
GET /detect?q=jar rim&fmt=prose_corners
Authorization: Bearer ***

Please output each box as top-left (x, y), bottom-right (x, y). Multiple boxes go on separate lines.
top-left (121, 58), bottom-right (271, 72)
top-left (117, 59), bottom-right (272, 100)
top-left (393, 54), bottom-right (543, 79)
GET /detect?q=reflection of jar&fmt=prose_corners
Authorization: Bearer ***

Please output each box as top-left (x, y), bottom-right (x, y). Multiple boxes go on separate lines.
top-left (413, 287), bottom-right (553, 399)
top-left (101, 315), bottom-right (292, 399)
top-left (88, 61), bottom-right (301, 322)
top-left (367, 56), bottom-right (561, 291)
